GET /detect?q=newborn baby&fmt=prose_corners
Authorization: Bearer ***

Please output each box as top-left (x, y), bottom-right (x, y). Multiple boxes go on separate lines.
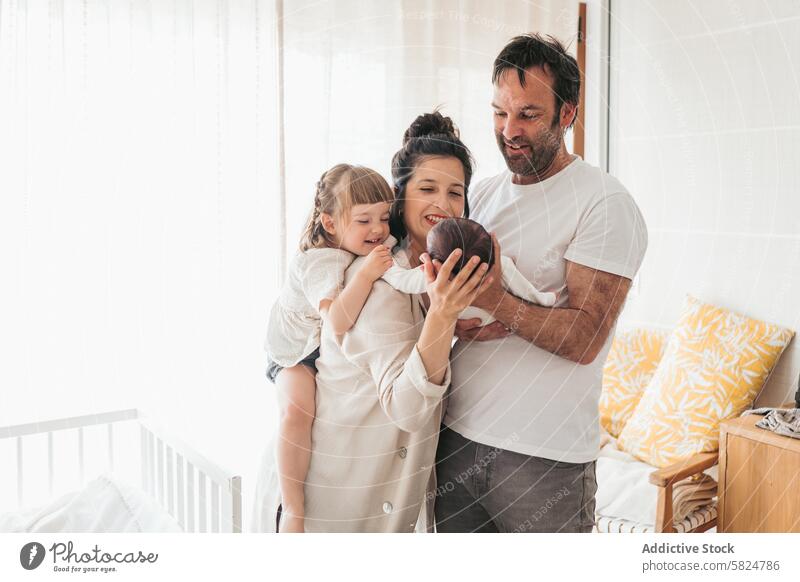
top-left (427, 216), bottom-right (495, 276)
top-left (383, 217), bottom-right (556, 324)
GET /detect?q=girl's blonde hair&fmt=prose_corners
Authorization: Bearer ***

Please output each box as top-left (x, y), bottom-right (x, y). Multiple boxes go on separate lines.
top-left (299, 164), bottom-right (394, 252)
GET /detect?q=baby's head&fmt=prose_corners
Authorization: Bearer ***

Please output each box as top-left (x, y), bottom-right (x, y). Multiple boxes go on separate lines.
top-left (426, 218), bottom-right (494, 275)
top-left (300, 164), bottom-right (394, 255)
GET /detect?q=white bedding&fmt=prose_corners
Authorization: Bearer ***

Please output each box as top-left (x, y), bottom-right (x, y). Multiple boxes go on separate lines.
top-left (0, 473), bottom-right (183, 533)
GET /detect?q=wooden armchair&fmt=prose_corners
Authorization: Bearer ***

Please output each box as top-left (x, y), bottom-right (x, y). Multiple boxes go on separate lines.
top-left (594, 443), bottom-right (720, 534)
top-left (649, 452), bottom-right (719, 533)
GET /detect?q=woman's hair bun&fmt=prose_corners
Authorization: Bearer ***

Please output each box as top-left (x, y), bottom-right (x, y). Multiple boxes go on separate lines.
top-left (403, 109), bottom-right (459, 145)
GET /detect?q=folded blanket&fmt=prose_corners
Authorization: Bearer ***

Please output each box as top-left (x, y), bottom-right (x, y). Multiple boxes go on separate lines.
top-left (672, 473), bottom-right (717, 523)
top-left (742, 407), bottom-right (800, 439)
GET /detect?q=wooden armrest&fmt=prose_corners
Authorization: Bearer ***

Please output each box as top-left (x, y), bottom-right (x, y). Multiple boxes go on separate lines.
top-left (649, 452), bottom-right (719, 488)
top-left (650, 452), bottom-right (719, 533)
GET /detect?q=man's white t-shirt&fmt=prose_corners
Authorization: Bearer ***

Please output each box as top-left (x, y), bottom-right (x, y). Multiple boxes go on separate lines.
top-left (445, 156), bottom-right (648, 463)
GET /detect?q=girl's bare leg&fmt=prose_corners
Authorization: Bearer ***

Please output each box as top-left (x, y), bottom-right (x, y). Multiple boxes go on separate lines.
top-left (275, 364), bottom-right (316, 533)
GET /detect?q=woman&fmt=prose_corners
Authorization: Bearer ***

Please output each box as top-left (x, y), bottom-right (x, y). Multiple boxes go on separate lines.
top-left (253, 111), bottom-right (482, 532)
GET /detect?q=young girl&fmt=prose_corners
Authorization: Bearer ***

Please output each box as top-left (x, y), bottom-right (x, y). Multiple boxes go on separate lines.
top-left (264, 163), bottom-right (396, 533)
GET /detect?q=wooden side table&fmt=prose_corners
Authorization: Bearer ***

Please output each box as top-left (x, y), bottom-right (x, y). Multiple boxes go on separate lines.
top-left (718, 412), bottom-right (800, 532)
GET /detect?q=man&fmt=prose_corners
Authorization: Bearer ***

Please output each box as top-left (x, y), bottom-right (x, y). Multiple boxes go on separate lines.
top-left (434, 34), bottom-right (648, 533)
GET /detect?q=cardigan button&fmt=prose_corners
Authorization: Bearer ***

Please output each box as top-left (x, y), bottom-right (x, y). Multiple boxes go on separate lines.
top-left (382, 501), bottom-right (393, 514)
top-left (398, 446), bottom-right (407, 458)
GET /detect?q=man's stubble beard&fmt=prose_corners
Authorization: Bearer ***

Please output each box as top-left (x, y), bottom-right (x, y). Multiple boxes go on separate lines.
top-left (496, 114), bottom-right (563, 178)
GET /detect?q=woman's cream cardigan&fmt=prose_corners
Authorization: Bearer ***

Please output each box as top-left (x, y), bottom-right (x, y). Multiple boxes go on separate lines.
top-left (252, 245), bottom-right (450, 532)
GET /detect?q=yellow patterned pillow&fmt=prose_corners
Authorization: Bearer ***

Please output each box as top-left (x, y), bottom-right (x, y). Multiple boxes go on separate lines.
top-left (600, 329), bottom-right (669, 438)
top-left (618, 296), bottom-right (794, 467)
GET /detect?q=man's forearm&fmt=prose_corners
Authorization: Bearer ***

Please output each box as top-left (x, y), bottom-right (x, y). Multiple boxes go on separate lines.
top-left (489, 293), bottom-right (599, 364)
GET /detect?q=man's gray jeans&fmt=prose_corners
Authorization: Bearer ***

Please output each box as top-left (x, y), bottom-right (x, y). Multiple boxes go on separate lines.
top-left (434, 425), bottom-right (597, 533)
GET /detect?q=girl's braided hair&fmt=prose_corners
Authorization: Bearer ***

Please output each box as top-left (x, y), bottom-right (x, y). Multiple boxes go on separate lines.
top-left (299, 163), bottom-right (394, 252)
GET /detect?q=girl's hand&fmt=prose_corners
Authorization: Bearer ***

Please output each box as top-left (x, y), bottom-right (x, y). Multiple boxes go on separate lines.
top-left (358, 244), bottom-right (393, 282)
top-left (422, 249), bottom-right (493, 321)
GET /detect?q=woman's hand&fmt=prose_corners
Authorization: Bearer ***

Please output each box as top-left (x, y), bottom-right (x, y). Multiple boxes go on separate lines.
top-left (421, 248), bottom-right (493, 321)
top-left (279, 508), bottom-right (305, 533)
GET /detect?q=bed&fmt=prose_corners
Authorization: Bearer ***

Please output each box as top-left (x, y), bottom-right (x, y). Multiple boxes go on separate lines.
top-left (1, 409), bottom-right (242, 533)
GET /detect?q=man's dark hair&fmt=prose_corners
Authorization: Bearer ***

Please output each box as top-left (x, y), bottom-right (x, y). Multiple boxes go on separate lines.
top-left (492, 33), bottom-right (580, 128)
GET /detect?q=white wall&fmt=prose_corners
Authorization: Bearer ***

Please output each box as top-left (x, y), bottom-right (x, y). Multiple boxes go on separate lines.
top-left (609, 0), bottom-right (800, 405)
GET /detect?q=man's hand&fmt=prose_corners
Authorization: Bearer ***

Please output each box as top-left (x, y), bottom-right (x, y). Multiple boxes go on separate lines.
top-left (454, 318), bottom-right (512, 341)
top-left (471, 233), bottom-right (506, 311)
top-left (358, 244), bottom-right (393, 282)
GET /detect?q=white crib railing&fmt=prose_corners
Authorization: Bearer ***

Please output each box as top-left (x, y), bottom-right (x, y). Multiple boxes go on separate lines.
top-left (2, 409), bottom-right (242, 533)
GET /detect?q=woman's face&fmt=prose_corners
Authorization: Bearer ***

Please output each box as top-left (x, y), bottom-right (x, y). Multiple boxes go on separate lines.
top-left (402, 156), bottom-right (466, 251)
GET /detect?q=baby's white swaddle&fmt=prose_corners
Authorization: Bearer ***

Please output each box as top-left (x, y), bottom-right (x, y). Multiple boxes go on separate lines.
top-left (382, 255), bottom-right (556, 325)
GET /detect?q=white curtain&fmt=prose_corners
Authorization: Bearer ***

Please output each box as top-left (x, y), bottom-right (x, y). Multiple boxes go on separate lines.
top-left (280, 0), bottom-right (579, 261)
top-left (0, 0), bottom-right (281, 513)
top-left (0, 0), bottom-right (576, 523)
